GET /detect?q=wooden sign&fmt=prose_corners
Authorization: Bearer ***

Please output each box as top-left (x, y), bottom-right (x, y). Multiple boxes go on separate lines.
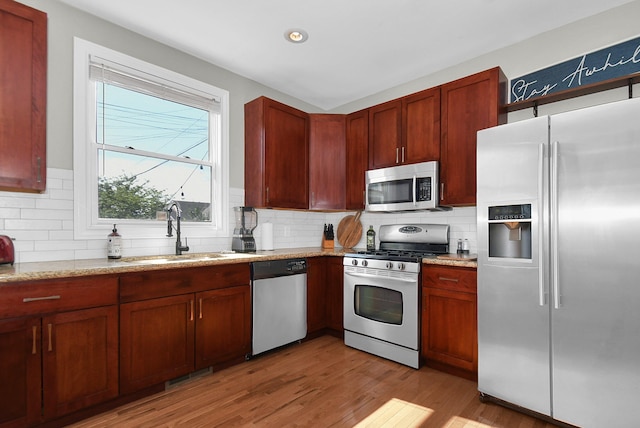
top-left (510, 36), bottom-right (640, 103)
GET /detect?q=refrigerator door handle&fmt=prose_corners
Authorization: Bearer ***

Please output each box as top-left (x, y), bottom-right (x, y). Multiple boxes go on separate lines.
top-left (551, 140), bottom-right (561, 309)
top-left (538, 142), bottom-right (547, 306)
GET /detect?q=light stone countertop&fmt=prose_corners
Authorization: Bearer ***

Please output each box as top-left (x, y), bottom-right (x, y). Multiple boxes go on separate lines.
top-left (0, 247), bottom-right (476, 284)
top-left (424, 254), bottom-right (478, 269)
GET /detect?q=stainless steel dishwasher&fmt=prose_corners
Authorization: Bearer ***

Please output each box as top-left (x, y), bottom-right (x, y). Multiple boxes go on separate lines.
top-left (251, 258), bottom-right (307, 356)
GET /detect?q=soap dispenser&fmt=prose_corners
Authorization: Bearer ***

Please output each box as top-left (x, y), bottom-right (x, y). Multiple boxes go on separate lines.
top-left (107, 224), bottom-right (122, 259)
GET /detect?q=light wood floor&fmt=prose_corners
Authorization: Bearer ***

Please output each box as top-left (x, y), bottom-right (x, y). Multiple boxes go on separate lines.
top-left (69, 336), bottom-right (556, 427)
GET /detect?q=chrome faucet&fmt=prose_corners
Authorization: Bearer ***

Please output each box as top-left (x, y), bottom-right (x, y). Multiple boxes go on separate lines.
top-left (166, 201), bottom-right (189, 255)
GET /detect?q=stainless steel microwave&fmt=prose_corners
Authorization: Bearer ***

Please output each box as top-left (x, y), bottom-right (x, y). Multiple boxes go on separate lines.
top-left (365, 161), bottom-right (440, 212)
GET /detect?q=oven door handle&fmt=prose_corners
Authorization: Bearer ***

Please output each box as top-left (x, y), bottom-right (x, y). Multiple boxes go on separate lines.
top-left (345, 271), bottom-right (418, 283)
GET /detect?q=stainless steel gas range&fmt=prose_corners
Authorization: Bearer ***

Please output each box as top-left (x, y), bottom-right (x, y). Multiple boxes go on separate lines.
top-left (343, 224), bottom-right (449, 369)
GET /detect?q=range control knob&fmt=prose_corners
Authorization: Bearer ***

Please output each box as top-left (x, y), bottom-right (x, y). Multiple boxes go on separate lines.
top-left (351, 259), bottom-right (358, 266)
top-left (386, 262), bottom-right (394, 269)
top-left (362, 260), bottom-right (368, 267)
top-left (397, 262), bottom-right (405, 271)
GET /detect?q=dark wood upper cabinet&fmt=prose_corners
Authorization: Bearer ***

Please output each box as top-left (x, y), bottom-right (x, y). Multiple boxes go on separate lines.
top-left (245, 96), bottom-right (309, 209)
top-left (245, 68), bottom-right (504, 210)
top-left (368, 99), bottom-right (402, 169)
top-left (345, 109), bottom-right (369, 210)
top-left (0, 0), bottom-right (47, 192)
top-left (309, 114), bottom-right (346, 210)
top-left (403, 87), bottom-right (441, 164)
top-left (440, 67), bottom-right (507, 206)
top-left (368, 87), bottom-right (441, 170)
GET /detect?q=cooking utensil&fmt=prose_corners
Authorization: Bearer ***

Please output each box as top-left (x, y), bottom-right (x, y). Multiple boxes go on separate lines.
top-left (337, 211), bottom-right (362, 249)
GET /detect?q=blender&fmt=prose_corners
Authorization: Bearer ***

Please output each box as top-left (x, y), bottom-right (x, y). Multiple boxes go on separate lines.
top-left (232, 206), bottom-right (258, 253)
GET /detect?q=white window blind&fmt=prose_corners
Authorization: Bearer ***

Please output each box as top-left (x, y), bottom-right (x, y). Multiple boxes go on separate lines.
top-left (89, 55), bottom-right (221, 113)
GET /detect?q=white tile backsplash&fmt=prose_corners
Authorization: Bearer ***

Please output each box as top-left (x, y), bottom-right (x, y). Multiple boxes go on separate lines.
top-left (0, 168), bottom-right (478, 263)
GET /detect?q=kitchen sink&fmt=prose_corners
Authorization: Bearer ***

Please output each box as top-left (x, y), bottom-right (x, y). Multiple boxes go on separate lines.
top-left (121, 253), bottom-right (224, 265)
top-left (121, 252), bottom-right (262, 265)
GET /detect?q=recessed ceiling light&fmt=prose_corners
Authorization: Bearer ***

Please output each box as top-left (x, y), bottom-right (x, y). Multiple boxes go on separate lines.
top-left (285, 29), bottom-right (308, 44)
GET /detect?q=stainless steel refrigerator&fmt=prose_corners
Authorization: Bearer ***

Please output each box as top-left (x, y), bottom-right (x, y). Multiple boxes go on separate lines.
top-left (476, 97), bottom-right (640, 428)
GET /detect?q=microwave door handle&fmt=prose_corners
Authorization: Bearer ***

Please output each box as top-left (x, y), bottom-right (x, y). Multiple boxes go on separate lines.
top-left (412, 175), bottom-right (417, 206)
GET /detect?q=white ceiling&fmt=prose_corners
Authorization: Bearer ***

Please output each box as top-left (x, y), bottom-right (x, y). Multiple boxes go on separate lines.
top-left (58, 0), bottom-right (634, 110)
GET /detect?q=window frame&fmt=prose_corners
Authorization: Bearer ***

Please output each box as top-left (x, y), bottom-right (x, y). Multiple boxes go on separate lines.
top-left (73, 38), bottom-right (229, 240)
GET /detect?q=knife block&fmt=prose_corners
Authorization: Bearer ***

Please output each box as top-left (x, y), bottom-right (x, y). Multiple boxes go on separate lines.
top-left (322, 236), bottom-right (334, 250)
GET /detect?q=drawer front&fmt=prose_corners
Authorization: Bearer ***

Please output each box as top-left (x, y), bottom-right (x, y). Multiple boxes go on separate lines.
top-left (0, 275), bottom-right (118, 319)
top-left (120, 263), bottom-right (251, 302)
top-left (422, 265), bottom-right (476, 293)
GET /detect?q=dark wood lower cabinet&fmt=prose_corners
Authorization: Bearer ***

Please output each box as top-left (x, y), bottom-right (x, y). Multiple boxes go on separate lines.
top-left (421, 265), bottom-right (477, 380)
top-left (306, 257), bottom-right (327, 334)
top-left (306, 257), bottom-right (343, 336)
top-left (0, 316), bottom-right (41, 427)
top-left (43, 306), bottom-right (119, 419)
top-left (120, 295), bottom-right (195, 395)
top-left (195, 286), bottom-right (251, 369)
top-left (0, 305), bottom-right (118, 427)
top-left (325, 257), bottom-right (344, 333)
top-left (120, 286), bottom-right (252, 394)
top-left (119, 264), bottom-right (252, 396)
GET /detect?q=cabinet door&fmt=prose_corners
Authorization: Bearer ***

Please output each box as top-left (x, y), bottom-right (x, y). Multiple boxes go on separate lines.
top-left (422, 287), bottom-right (477, 373)
top-left (120, 295), bottom-right (195, 394)
top-left (440, 67), bottom-right (506, 205)
top-left (0, 317), bottom-right (41, 427)
top-left (195, 285), bottom-right (251, 370)
top-left (0, 0), bottom-right (47, 192)
top-left (306, 257), bottom-right (327, 334)
top-left (368, 99), bottom-right (402, 169)
top-left (345, 109), bottom-right (369, 210)
top-left (309, 114), bottom-right (346, 210)
top-left (402, 87), bottom-right (440, 164)
top-left (325, 257), bottom-right (344, 332)
top-left (42, 306), bottom-right (118, 419)
top-left (244, 97), bottom-right (309, 209)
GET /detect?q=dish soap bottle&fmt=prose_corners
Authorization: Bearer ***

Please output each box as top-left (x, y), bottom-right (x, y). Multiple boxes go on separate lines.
top-left (107, 224), bottom-right (122, 259)
top-left (366, 225), bottom-right (376, 251)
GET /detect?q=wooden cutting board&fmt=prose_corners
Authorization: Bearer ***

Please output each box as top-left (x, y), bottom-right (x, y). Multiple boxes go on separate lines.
top-left (336, 211), bottom-right (362, 249)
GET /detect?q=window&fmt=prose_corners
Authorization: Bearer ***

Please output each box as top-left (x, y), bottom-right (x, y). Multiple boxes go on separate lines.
top-left (73, 38), bottom-right (229, 239)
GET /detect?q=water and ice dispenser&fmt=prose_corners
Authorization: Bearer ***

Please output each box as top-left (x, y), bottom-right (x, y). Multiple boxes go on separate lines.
top-left (488, 204), bottom-right (532, 259)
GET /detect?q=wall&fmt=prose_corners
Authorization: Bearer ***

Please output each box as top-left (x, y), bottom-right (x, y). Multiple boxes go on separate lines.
top-left (3, 1), bottom-right (639, 263)
top-left (331, 1), bottom-right (640, 115)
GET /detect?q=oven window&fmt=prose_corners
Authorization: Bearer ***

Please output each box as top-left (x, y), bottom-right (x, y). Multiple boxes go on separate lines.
top-left (354, 285), bottom-right (403, 325)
